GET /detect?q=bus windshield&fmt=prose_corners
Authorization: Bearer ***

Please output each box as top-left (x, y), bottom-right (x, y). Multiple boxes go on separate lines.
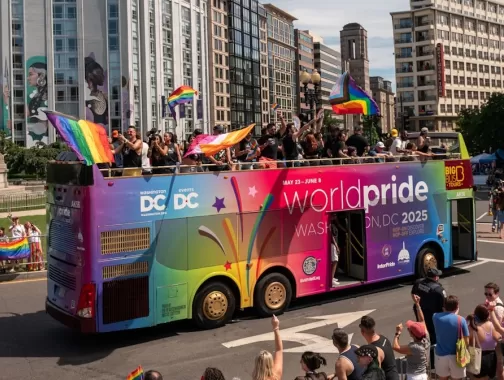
top-left (45, 134), bottom-right (476, 333)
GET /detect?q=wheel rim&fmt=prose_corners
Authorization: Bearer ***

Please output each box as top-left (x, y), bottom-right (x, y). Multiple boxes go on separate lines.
top-left (264, 282), bottom-right (286, 310)
top-left (202, 291), bottom-right (228, 320)
top-left (423, 252), bottom-right (438, 274)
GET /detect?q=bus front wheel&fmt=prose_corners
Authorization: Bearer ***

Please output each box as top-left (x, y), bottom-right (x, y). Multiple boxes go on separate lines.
top-left (193, 282), bottom-right (236, 329)
top-left (254, 273), bottom-right (292, 317)
top-left (416, 247), bottom-right (439, 278)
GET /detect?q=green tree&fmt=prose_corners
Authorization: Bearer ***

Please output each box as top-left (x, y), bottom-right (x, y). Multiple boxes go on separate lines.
top-left (456, 92), bottom-right (504, 154)
top-left (0, 132), bottom-right (68, 178)
top-left (362, 115), bottom-right (382, 146)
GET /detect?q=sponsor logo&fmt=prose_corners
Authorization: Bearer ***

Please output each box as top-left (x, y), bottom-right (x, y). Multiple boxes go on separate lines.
top-left (398, 242), bottom-right (410, 264)
top-left (377, 262), bottom-right (395, 269)
top-left (71, 201), bottom-right (80, 208)
top-left (382, 244), bottom-right (392, 258)
top-left (300, 276), bottom-right (321, 283)
top-left (302, 256), bottom-right (318, 275)
top-left (174, 192), bottom-right (199, 210)
top-left (140, 190), bottom-right (167, 215)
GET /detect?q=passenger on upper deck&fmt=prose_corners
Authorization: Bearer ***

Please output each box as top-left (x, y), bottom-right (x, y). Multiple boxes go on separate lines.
top-left (346, 126), bottom-right (370, 157)
top-left (114, 126), bottom-right (142, 168)
top-left (208, 125), bottom-right (231, 172)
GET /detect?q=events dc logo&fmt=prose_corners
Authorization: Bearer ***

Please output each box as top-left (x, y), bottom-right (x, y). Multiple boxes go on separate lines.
top-left (140, 192), bottom-right (199, 213)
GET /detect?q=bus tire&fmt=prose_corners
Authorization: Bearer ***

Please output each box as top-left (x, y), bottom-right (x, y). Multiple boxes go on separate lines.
top-left (416, 247), bottom-right (439, 278)
top-left (193, 281), bottom-right (236, 329)
top-left (254, 273), bottom-right (292, 317)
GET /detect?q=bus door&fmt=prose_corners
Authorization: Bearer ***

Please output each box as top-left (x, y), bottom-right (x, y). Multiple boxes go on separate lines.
top-left (450, 198), bottom-right (475, 261)
top-left (329, 210), bottom-right (366, 283)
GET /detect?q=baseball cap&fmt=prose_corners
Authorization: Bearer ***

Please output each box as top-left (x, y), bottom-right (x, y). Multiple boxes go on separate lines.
top-left (391, 129), bottom-right (398, 137)
top-left (421, 127), bottom-right (429, 133)
top-left (355, 345), bottom-right (378, 359)
top-left (376, 141), bottom-right (385, 149)
top-left (426, 267), bottom-right (442, 277)
top-left (112, 130), bottom-right (119, 138)
top-left (406, 320), bottom-right (427, 339)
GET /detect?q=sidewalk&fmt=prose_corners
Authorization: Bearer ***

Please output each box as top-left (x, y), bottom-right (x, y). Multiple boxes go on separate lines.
top-left (0, 208), bottom-right (45, 219)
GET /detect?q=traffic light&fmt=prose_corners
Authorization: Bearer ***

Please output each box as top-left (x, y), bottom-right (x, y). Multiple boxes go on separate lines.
top-left (403, 114), bottom-right (410, 130)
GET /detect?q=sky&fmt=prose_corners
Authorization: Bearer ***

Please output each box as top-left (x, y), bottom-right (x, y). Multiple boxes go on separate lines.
top-left (268, 0), bottom-right (407, 90)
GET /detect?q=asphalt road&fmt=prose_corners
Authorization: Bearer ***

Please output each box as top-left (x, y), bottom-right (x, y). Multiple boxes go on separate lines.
top-left (1, 202), bottom-right (502, 380)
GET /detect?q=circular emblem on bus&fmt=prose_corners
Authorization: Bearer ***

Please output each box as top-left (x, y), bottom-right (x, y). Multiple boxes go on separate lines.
top-left (382, 244), bottom-right (392, 258)
top-left (302, 256), bottom-right (318, 275)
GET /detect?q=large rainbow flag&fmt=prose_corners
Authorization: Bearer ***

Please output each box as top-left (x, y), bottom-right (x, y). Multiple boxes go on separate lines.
top-left (168, 85), bottom-right (197, 119)
top-left (0, 238), bottom-right (30, 260)
top-left (329, 72), bottom-right (380, 115)
top-left (184, 124), bottom-right (255, 157)
top-left (45, 111), bottom-right (114, 166)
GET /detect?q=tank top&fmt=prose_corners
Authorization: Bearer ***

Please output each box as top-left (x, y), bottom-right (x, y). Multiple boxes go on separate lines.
top-left (371, 335), bottom-right (399, 380)
top-left (339, 345), bottom-right (365, 380)
top-left (166, 143), bottom-right (179, 164)
top-left (123, 139), bottom-right (142, 168)
top-left (419, 137), bottom-right (429, 153)
top-left (479, 323), bottom-right (496, 351)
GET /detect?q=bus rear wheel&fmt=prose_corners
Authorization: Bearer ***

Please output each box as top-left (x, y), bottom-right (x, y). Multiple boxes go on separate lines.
top-left (193, 282), bottom-right (236, 329)
top-left (254, 273), bottom-right (292, 317)
top-left (417, 247), bottom-right (439, 278)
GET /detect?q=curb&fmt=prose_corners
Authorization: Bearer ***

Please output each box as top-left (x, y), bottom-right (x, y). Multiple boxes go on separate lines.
top-left (0, 270), bottom-right (47, 283)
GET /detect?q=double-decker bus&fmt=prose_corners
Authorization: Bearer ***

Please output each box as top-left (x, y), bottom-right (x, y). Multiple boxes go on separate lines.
top-left (45, 133), bottom-right (476, 332)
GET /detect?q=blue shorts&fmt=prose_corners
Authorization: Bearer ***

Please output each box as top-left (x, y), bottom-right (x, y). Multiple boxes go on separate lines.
top-left (499, 210), bottom-right (504, 223)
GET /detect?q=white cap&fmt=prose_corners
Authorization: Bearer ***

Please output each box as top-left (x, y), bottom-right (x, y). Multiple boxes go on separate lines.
top-left (421, 127), bottom-right (429, 133)
top-left (376, 141), bottom-right (385, 148)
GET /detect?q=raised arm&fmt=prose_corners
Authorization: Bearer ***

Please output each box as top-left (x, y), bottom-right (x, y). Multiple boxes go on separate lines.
top-left (271, 315), bottom-right (283, 379)
top-left (393, 323), bottom-right (412, 356)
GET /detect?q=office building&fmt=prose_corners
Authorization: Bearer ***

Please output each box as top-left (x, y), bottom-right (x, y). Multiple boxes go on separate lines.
top-left (312, 35), bottom-right (342, 116)
top-left (264, 4), bottom-right (297, 123)
top-left (295, 29), bottom-right (314, 114)
top-left (370, 76), bottom-right (396, 132)
top-left (208, 0), bottom-right (230, 130)
top-left (228, 0), bottom-right (263, 132)
top-left (392, 0), bottom-right (504, 132)
top-left (259, 3), bottom-right (269, 127)
top-left (0, 0), bottom-right (210, 147)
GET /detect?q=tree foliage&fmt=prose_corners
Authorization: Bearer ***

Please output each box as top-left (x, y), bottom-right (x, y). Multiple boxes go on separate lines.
top-left (456, 92), bottom-right (504, 155)
top-left (362, 115), bottom-right (382, 146)
top-left (0, 132), bottom-right (68, 178)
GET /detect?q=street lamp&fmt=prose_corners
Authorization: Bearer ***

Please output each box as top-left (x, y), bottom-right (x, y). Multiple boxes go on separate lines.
top-left (301, 69), bottom-right (321, 119)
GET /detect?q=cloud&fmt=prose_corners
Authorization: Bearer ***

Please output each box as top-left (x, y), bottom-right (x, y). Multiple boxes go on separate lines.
top-left (268, 0), bottom-right (405, 90)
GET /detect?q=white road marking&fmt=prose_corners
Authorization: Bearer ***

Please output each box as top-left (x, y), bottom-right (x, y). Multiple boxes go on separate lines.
top-left (477, 212), bottom-right (489, 221)
top-left (462, 259), bottom-right (488, 269)
top-left (478, 239), bottom-right (504, 245)
top-left (479, 257), bottom-right (504, 263)
top-left (222, 309), bottom-right (375, 354)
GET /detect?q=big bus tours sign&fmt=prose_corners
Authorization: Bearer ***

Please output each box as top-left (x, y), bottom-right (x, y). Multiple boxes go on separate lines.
top-left (445, 160), bottom-right (472, 190)
top-left (436, 43), bottom-right (445, 98)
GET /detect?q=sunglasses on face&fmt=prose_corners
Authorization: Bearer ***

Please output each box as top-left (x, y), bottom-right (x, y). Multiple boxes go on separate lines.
top-left (485, 292), bottom-right (494, 297)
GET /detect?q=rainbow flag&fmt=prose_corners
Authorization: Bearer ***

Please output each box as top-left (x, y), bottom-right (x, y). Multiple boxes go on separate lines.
top-left (45, 111), bottom-right (114, 166)
top-left (271, 103), bottom-right (280, 111)
top-left (0, 238), bottom-right (30, 260)
top-left (126, 366), bottom-right (144, 380)
top-left (184, 123), bottom-right (255, 157)
top-left (329, 72), bottom-right (380, 116)
top-left (168, 85), bottom-right (197, 119)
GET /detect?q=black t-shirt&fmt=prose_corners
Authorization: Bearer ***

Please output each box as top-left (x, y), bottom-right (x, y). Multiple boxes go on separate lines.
top-left (258, 133), bottom-right (281, 159)
top-left (325, 138), bottom-right (345, 159)
top-left (411, 278), bottom-right (445, 342)
top-left (346, 134), bottom-right (369, 156)
top-left (282, 135), bottom-right (297, 160)
top-left (370, 335), bottom-right (399, 380)
top-left (237, 138), bottom-right (257, 161)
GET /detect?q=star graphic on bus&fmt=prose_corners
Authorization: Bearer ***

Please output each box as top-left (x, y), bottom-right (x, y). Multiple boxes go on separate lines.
top-left (212, 197), bottom-right (226, 212)
top-left (248, 186), bottom-right (258, 198)
top-left (224, 261), bottom-right (232, 271)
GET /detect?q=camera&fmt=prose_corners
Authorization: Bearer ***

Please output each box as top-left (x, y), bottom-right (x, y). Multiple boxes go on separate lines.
top-left (147, 128), bottom-right (160, 143)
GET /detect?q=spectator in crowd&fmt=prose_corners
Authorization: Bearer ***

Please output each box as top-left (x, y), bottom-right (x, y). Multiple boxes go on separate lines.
top-left (359, 316), bottom-right (399, 380)
top-left (145, 370), bottom-right (163, 380)
top-left (346, 126), bottom-right (369, 157)
top-left (0, 227), bottom-right (6, 272)
top-left (295, 351), bottom-right (328, 380)
top-left (252, 315), bottom-right (283, 380)
top-left (393, 295), bottom-right (430, 380)
top-left (24, 221), bottom-right (43, 271)
top-left (110, 130), bottom-right (123, 175)
top-left (466, 304), bottom-right (501, 380)
top-left (433, 295), bottom-right (469, 380)
top-left (411, 267), bottom-right (446, 345)
top-left (328, 328), bottom-right (364, 380)
top-left (355, 345), bottom-right (386, 380)
top-left (202, 367), bottom-right (226, 380)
